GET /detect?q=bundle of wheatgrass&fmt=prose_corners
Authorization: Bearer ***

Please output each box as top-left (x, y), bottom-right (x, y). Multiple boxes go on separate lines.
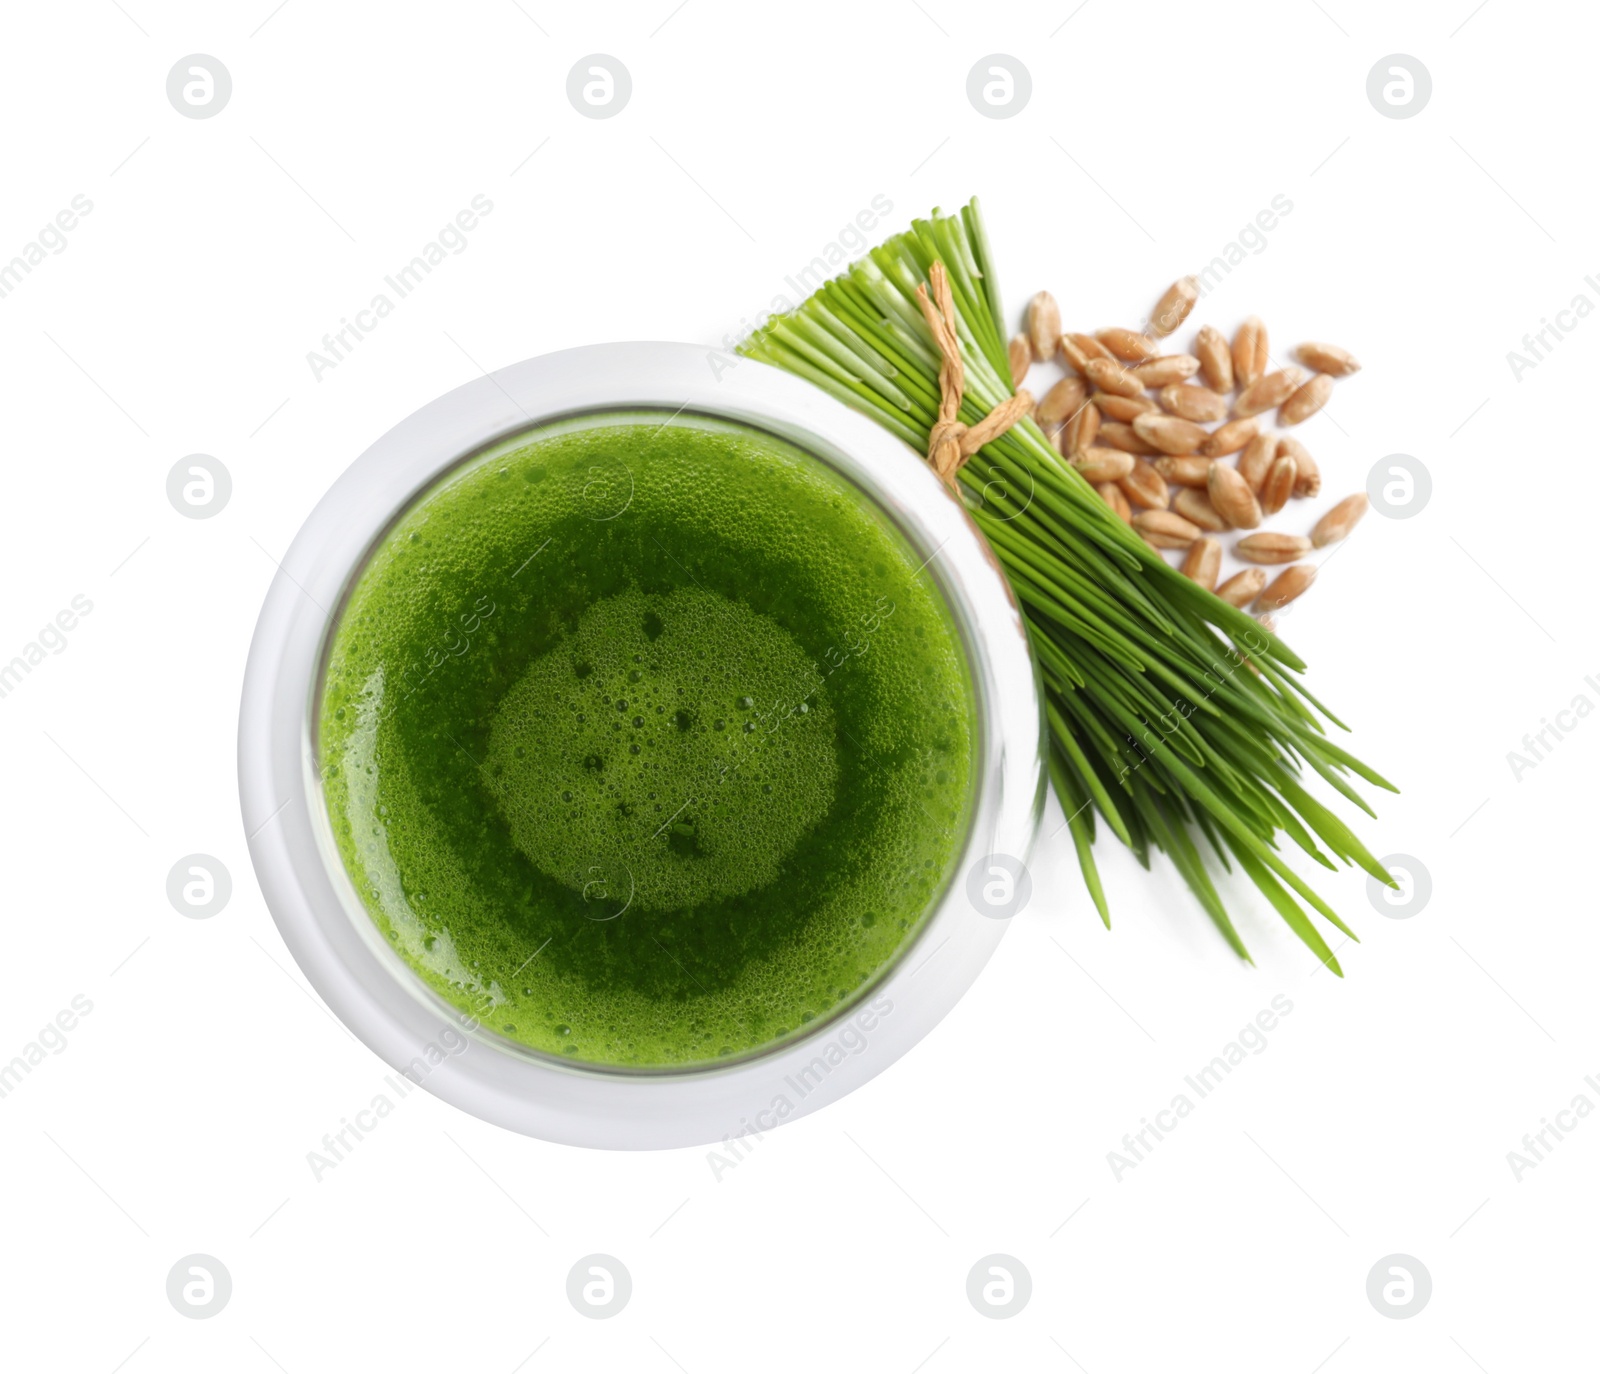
top-left (738, 199), bottom-right (1395, 973)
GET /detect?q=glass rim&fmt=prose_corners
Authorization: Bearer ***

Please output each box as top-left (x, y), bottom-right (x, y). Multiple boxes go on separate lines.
top-left (239, 342), bottom-right (1044, 1148)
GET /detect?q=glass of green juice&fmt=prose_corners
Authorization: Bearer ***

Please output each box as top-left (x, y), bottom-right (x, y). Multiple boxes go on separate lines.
top-left (240, 343), bottom-right (1043, 1148)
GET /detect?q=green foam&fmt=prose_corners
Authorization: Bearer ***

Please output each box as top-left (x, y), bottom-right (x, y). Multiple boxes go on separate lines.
top-left (487, 585), bottom-right (838, 912)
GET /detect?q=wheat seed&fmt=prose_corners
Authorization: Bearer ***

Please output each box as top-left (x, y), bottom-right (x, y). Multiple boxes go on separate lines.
top-left (1008, 335), bottom-right (1031, 388)
top-left (1119, 458), bottom-right (1170, 510)
top-left (1296, 341), bottom-right (1361, 376)
top-left (1312, 493), bottom-right (1369, 547)
top-left (1181, 536), bottom-right (1222, 590)
top-left (1095, 481), bottom-right (1132, 523)
top-left (1195, 325), bottom-right (1235, 393)
top-left (1027, 291), bottom-right (1061, 362)
top-left (1150, 277), bottom-right (1199, 336)
top-left (1097, 327), bottom-right (1160, 362)
top-left (1132, 509), bottom-right (1202, 549)
top-left (1260, 456), bottom-right (1296, 516)
top-left (1174, 486), bottom-right (1229, 532)
top-left (1235, 368), bottom-right (1307, 418)
top-left (1158, 384), bottom-right (1229, 423)
top-left (1254, 563), bottom-right (1317, 611)
top-left (1216, 567), bottom-right (1268, 607)
top-left (1208, 461), bottom-right (1263, 529)
top-left (1235, 532), bottom-right (1312, 564)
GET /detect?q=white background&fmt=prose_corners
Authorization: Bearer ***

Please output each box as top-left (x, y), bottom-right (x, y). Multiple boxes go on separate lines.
top-left (0, 1), bottom-right (1592, 1370)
